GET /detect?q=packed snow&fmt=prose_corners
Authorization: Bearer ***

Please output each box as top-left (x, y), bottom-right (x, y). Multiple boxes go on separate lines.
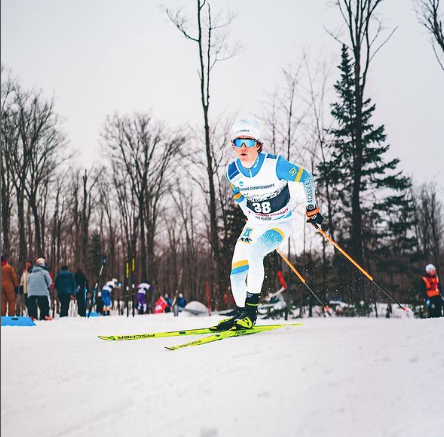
top-left (2, 314), bottom-right (443, 437)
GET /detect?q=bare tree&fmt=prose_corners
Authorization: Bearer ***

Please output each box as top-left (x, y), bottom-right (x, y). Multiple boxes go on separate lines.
top-left (102, 112), bottom-right (184, 282)
top-left (279, 64), bottom-right (308, 162)
top-left (1, 67), bottom-right (18, 256)
top-left (81, 169), bottom-right (101, 270)
top-left (165, 1), bottom-right (240, 296)
top-left (19, 91), bottom-right (67, 256)
top-left (415, 0), bottom-right (444, 71)
top-left (414, 183), bottom-right (444, 278)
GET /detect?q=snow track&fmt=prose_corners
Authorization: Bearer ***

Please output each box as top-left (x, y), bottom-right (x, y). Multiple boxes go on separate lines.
top-left (2, 315), bottom-right (443, 437)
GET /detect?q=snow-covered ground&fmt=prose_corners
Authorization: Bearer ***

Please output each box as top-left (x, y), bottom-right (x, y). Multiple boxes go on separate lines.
top-left (2, 314), bottom-right (444, 437)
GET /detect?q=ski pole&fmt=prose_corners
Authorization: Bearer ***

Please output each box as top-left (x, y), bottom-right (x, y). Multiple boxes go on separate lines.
top-left (131, 254), bottom-right (135, 317)
top-left (88, 255), bottom-right (107, 318)
top-left (276, 249), bottom-right (332, 315)
top-left (311, 224), bottom-right (406, 311)
top-left (125, 257), bottom-right (129, 317)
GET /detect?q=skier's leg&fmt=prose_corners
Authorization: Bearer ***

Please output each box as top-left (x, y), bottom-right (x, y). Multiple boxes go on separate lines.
top-left (234, 222), bottom-right (292, 329)
top-left (230, 243), bottom-right (251, 308)
top-left (210, 224), bottom-right (257, 331)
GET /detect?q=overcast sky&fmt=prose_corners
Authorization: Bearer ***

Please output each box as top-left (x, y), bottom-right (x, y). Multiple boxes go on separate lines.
top-left (2, 0), bottom-right (443, 187)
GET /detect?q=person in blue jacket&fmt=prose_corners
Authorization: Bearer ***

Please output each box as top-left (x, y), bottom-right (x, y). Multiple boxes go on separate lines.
top-left (28, 258), bottom-right (53, 320)
top-left (212, 119), bottom-right (324, 331)
top-left (55, 265), bottom-right (77, 317)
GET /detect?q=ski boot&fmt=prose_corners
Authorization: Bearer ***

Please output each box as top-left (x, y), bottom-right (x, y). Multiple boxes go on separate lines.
top-left (231, 293), bottom-right (259, 330)
top-left (210, 307), bottom-right (244, 331)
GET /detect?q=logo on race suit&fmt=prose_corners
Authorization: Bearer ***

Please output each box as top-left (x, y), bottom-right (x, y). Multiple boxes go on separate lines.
top-left (240, 227), bottom-right (253, 244)
top-left (289, 168), bottom-right (297, 176)
top-left (239, 181), bottom-right (244, 186)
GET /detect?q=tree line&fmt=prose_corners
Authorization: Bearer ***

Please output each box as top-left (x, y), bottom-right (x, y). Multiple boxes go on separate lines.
top-left (1, 0), bottom-right (443, 314)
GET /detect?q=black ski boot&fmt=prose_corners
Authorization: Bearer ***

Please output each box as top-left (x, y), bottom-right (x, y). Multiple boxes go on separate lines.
top-left (210, 307), bottom-right (244, 331)
top-left (231, 293), bottom-right (259, 330)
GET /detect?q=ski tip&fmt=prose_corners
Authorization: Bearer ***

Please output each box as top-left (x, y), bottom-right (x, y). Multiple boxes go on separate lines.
top-left (164, 346), bottom-right (176, 351)
top-left (98, 336), bottom-right (112, 341)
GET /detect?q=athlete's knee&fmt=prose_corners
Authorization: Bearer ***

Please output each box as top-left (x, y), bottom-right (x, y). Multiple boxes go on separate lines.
top-left (256, 228), bottom-right (285, 254)
top-left (230, 259), bottom-right (249, 277)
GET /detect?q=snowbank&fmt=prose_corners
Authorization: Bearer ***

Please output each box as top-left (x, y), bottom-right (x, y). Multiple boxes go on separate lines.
top-left (1, 315), bottom-right (443, 437)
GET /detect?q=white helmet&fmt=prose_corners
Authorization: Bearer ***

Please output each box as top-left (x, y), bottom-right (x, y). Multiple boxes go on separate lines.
top-left (105, 278), bottom-right (121, 289)
top-left (232, 119), bottom-right (261, 141)
top-left (425, 264), bottom-right (436, 273)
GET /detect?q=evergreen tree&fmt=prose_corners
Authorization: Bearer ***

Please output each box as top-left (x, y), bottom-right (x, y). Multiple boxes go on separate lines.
top-left (318, 45), bottom-right (414, 303)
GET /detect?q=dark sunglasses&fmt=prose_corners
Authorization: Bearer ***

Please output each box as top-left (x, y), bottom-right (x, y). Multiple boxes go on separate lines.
top-left (232, 138), bottom-right (257, 148)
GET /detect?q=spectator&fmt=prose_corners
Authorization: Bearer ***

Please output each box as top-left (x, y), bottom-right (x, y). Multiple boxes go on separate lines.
top-left (28, 257), bottom-right (52, 320)
top-left (55, 265), bottom-right (77, 317)
top-left (101, 278), bottom-right (120, 316)
top-left (20, 261), bottom-right (33, 315)
top-left (74, 267), bottom-right (89, 317)
top-left (420, 264), bottom-right (443, 318)
top-left (136, 283), bottom-right (151, 315)
top-left (177, 293), bottom-right (187, 308)
top-left (1, 255), bottom-right (19, 316)
top-left (172, 292), bottom-right (187, 317)
top-left (164, 293), bottom-right (172, 313)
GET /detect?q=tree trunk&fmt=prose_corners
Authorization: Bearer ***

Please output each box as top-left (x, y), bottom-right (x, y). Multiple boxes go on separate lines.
top-left (17, 189), bottom-right (27, 267)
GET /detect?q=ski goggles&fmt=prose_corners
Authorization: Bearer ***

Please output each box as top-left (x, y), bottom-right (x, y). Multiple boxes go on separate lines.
top-left (232, 138), bottom-right (257, 148)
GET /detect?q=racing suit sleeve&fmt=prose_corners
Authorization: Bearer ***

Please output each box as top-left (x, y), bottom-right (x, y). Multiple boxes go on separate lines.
top-left (276, 156), bottom-right (317, 208)
top-left (229, 182), bottom-right (250, 217)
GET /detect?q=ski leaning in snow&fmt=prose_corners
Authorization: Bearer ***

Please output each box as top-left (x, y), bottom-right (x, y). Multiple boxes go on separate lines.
top-left (98, 323), bottom-right (302, 341)
top-left (165, 323), bottom-right (302, 351)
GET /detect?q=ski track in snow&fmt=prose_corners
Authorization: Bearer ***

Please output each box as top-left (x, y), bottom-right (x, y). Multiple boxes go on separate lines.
top-left (2, 315), bottom-right (444, 437)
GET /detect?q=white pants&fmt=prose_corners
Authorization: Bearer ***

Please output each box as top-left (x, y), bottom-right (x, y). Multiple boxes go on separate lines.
top-left (230, 217), bottom-right (293, 307)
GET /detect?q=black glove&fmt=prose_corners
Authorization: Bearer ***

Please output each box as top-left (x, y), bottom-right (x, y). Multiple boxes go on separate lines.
top-left (306, 205), bottom-right (324, 225)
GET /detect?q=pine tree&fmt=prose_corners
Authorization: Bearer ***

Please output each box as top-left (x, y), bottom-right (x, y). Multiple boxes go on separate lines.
top-left (318, 45), bottom-right (414, 303)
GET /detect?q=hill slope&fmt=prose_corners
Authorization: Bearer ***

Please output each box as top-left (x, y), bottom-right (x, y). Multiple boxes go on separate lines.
top-left (2, 315), bottom-right (443, 437)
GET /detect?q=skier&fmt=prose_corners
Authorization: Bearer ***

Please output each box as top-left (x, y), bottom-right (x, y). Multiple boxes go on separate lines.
top-left (420, 264), bottom-right (443, 318)
top-left (212, 119), bottom-right (323, 331)
top-left (136, 283), bottom-right (151, 315)
top-left (101, 278), bottom-right (120, 316)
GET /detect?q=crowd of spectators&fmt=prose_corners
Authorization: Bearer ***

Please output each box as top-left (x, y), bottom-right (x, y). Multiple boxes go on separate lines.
top-left (1, 255), bottom-right (188, 319)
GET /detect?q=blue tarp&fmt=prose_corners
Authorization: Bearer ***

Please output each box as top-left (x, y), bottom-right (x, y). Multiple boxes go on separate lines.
top-left (1, 316), bottom-right (37, 327)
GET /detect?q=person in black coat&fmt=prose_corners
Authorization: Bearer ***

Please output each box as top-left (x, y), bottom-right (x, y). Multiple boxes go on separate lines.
top-left (55, 265), bottom-right (77, 317)
top-left (74, 268), bottom-right (89, 317)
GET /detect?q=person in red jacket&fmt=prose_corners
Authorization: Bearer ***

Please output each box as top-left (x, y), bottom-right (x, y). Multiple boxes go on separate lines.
top-left (1, 255), bottom-right (19, 316)
top-left (420, 264), bottom-right (443, 318)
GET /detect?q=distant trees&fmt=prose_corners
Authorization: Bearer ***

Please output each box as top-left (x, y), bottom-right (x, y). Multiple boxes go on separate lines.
top-left (102, 112), bottom-right (185, 283)
top-left (415, 0), bottom-right (444, 71)
top-left (1, 0), bottom-right (443, 317)
top-left (1, 69), bottom-right (67, 266)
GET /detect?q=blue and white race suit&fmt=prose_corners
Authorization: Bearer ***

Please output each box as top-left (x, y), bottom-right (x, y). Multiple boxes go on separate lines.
top-left (226, 152), bottom-right (317, 307)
